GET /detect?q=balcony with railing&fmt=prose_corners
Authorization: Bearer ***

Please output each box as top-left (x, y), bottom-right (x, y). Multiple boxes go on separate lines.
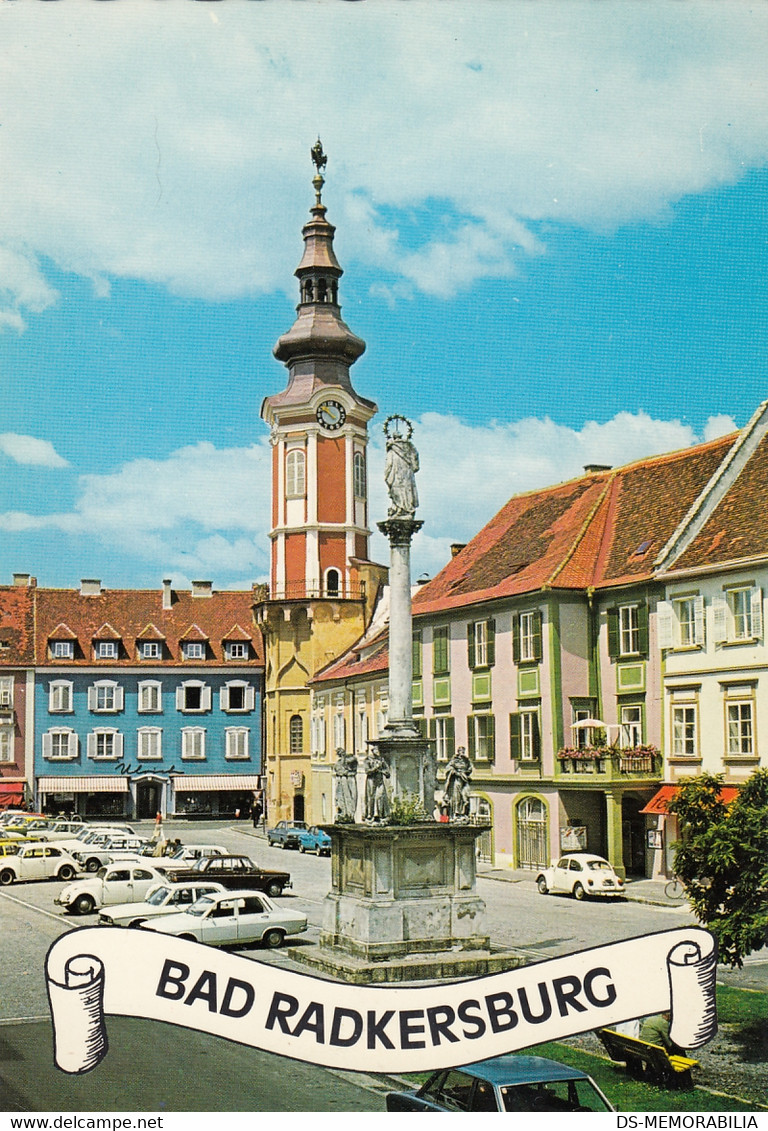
top-left (555, 744), bottom-right (661, 780)
top-left (267, 581), bottom-right (367, 603)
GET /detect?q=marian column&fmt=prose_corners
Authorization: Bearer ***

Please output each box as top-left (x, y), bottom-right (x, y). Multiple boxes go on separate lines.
top-left (376, 416), bottom-right (436, 808)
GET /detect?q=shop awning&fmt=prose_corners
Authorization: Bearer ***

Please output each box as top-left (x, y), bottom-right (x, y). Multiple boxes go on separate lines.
top-left (170, 775), bottom-right (262, 792)
top-left (0, 782), bottom-right (24, 808)
top-left (38, 776), bottom-right (130, 794)
top-left (641, 784), bottom-right (740, 815)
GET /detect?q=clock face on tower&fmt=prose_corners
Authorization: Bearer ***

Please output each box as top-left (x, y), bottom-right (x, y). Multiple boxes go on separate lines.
top-left (316, 399), bottom-right (346, 431)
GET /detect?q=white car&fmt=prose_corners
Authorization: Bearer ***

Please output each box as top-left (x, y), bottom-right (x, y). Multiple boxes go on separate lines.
top-left (0, 843), bottom-right (78, 885)
top-left (143, 889), bottom-right (308, 949)
top-left (156, 845), bottom-right (228, 871)
top-left (98, 880), bottom-right (227, 927)
top-left (18, 819), bottom-right (86, 841)
top-left (536, 854), bottom-right (625, 900)
top-left (44, 825), bottom-right (135, 856)
top-left (73, 836), bottom-right (151, 872)
top-left (55, 862), bottom-right (169, 915)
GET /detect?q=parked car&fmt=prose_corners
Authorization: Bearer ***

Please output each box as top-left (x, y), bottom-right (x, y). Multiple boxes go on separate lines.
top-left (44, 826), bottom-right (135, 856)
top-left (143, 889), bottom-right (307, 949)
top-left (0, 843), bottom-right (79, 885)
top-left (1, 814), bottom-right (52, 840)
top-left (0, 841), bottom-right (22, 858)
top-left (267, 820), bottom-right (308, 850)
top-left (156, 845), bottom-right (228, 871)
top-left (98, 880), bottom-right (227, 927)
top-left (536, 853), bottom-right (625, 900)
top-left (73, 836), bottom-right (151, 872)
top-left (19, 819), bottom-right (86, 841)
top-left (169, 854), bottom-right (292, 898)
top-left (385, 1055), bottom-right (615, 1112)
top-left (297, 825), bottom-right (331, 856)
top-left (55, 862), bottom-right (170, 914)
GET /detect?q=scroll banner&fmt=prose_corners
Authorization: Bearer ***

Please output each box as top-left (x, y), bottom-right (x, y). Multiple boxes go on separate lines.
top-left (46, 926), bottom-right (717, 1076)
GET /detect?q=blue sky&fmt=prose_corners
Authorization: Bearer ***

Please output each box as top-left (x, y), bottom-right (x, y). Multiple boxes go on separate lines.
top-left (1, 1), bottom-right (767, 590)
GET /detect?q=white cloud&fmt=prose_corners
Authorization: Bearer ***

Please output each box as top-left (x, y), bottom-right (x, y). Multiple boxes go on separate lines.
top-left (0, 433), bottom-right (69, 468)
top-left (0, 409), bottom-right (721, 586)
top-left (703, 414), bottom-right (738, 442)
top-left (0, 2), bottom-right (766, 320)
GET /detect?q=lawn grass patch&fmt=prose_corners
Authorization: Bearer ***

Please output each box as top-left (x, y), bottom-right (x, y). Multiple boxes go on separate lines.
top-left (527, 1040), bottom-right (757, 1113)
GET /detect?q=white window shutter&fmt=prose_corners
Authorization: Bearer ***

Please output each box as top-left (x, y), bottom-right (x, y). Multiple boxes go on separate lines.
top-left (712, 597), bottom-right (728, 643)
top-left (202, 685), bottom-right (212, 711)
top-left (693, 596), bottom-right (706, 646)
top-left (751, 588), bottom-right (763, 639)
top-left (115, 732), bottom-right (124, 759)
top-left (70, 732), bottom-right (78, 759)
top-left (87, 732), bottom-right (96, 759)
top-left (43, 732), bottom-right (52, 759)
top-left (115, 686), bottom-right (125, 711)
top-left (88, 685), bottom-right (97, 711)
top-left (176, 686), bottom-right (184, 710)
top-left (245, 685), bottom-right (255, 711)
top-left (656, 602), bottom-right (674, 649)
top-left (219, 686), bottom-right (227, 711)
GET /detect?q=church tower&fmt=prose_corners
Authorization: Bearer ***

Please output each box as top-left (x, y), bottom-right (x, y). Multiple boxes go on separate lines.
top-left (257, 143), bottom-right (386, 825)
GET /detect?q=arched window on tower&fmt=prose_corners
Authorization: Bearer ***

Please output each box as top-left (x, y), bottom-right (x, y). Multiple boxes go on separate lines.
top-left (289, 714), bottom-right (304, 753)
top-left (353, 451), bottom-right (367, 498)
top-left (325, 569), bottom-right (340, 597)
top-left (286, 449), bottom-right (305, 497)
top-left (330, 280), bottom-right (338, 303)
top-left (302, 279), bottom-right (314, 302)
top-left (317, 278), bottom-right (328, 302)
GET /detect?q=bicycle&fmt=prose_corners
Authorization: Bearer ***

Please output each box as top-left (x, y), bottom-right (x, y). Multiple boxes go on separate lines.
top-left (664, 875), bottom-right (685, 901)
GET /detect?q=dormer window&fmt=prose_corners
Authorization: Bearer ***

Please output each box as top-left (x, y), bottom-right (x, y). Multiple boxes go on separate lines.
top-left (96, 641), bottom-right (118, 659)
top-left (226, 642), bottom-right (248, 660)
top-left (52, 641), bottom-right (74, 660)
top-left (141, 641), bottom-right (161, 660)
top-left (183, 642), bottom-right (205, 661)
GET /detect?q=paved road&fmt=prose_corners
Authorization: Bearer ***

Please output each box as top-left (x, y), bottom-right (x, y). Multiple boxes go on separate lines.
top-left (1, 819), bottom-right (764, 1112)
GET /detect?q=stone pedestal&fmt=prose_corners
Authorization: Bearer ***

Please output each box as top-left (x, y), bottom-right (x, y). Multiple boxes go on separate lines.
top-left (320, 822), bottom-right (489, 960)
top-left (376, 731), bottom-right (437, 814)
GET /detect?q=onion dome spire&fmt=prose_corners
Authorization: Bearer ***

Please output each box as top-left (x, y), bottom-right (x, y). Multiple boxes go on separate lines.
top-left (273, 140), bottom-right (366, 369)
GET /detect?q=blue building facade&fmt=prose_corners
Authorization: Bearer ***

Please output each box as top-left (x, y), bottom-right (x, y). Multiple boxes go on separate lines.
top-left (32, 580), bottom-right (264, 819)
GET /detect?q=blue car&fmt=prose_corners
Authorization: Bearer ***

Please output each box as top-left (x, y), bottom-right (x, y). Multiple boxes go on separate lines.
top-left (385, 1054), bottom-right (615, 1112)
top-left (297, 825), bottom-right (331, 856)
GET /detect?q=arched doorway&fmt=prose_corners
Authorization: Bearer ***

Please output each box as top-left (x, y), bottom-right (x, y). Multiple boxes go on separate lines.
top-left (293, 793), bottom-right (305, 822)
top-left (516, 795), bottom-right (548, 869)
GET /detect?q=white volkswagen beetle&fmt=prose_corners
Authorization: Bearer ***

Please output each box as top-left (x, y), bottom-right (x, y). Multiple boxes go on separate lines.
top-left (56, 862), bottom-right (169, 915)
top-left (536, 854), bottom-right (625, 900)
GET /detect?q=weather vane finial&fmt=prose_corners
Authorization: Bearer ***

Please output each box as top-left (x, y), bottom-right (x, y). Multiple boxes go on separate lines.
top-left (311, 138), bottom-right (327, 174)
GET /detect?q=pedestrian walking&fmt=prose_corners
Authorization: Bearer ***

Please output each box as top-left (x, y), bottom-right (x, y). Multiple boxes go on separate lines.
top-left (252, 795), bottom-right (263, 830)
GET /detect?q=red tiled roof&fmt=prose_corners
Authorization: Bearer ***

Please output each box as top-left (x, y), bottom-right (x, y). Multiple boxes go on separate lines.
top-left (223, 623), bottom-right (253, 641)
top-left (0, 586), bottom-right (36, 665)
top-left (34, 588), bottom-right (263, 665)
top-left (311, 637), bottom-right (389, 684)
top-left (137, 623), bottom-right (165, 641)
top-left (591, 436), bottom-right (736, 586)
top-left (672, 432), bottom-right (768, 570)
top-left (414, 435), bottom-right (736, 615)
top-left (49, 622), bottom-right (77, 640)
top-left (93, 622), bottom-right (120, 640)
top-left (179, 623), bottom-right (209, 642)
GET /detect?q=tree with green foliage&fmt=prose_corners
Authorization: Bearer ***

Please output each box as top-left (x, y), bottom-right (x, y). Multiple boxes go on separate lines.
top-left (666, 769), bottom-right (768, 967)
